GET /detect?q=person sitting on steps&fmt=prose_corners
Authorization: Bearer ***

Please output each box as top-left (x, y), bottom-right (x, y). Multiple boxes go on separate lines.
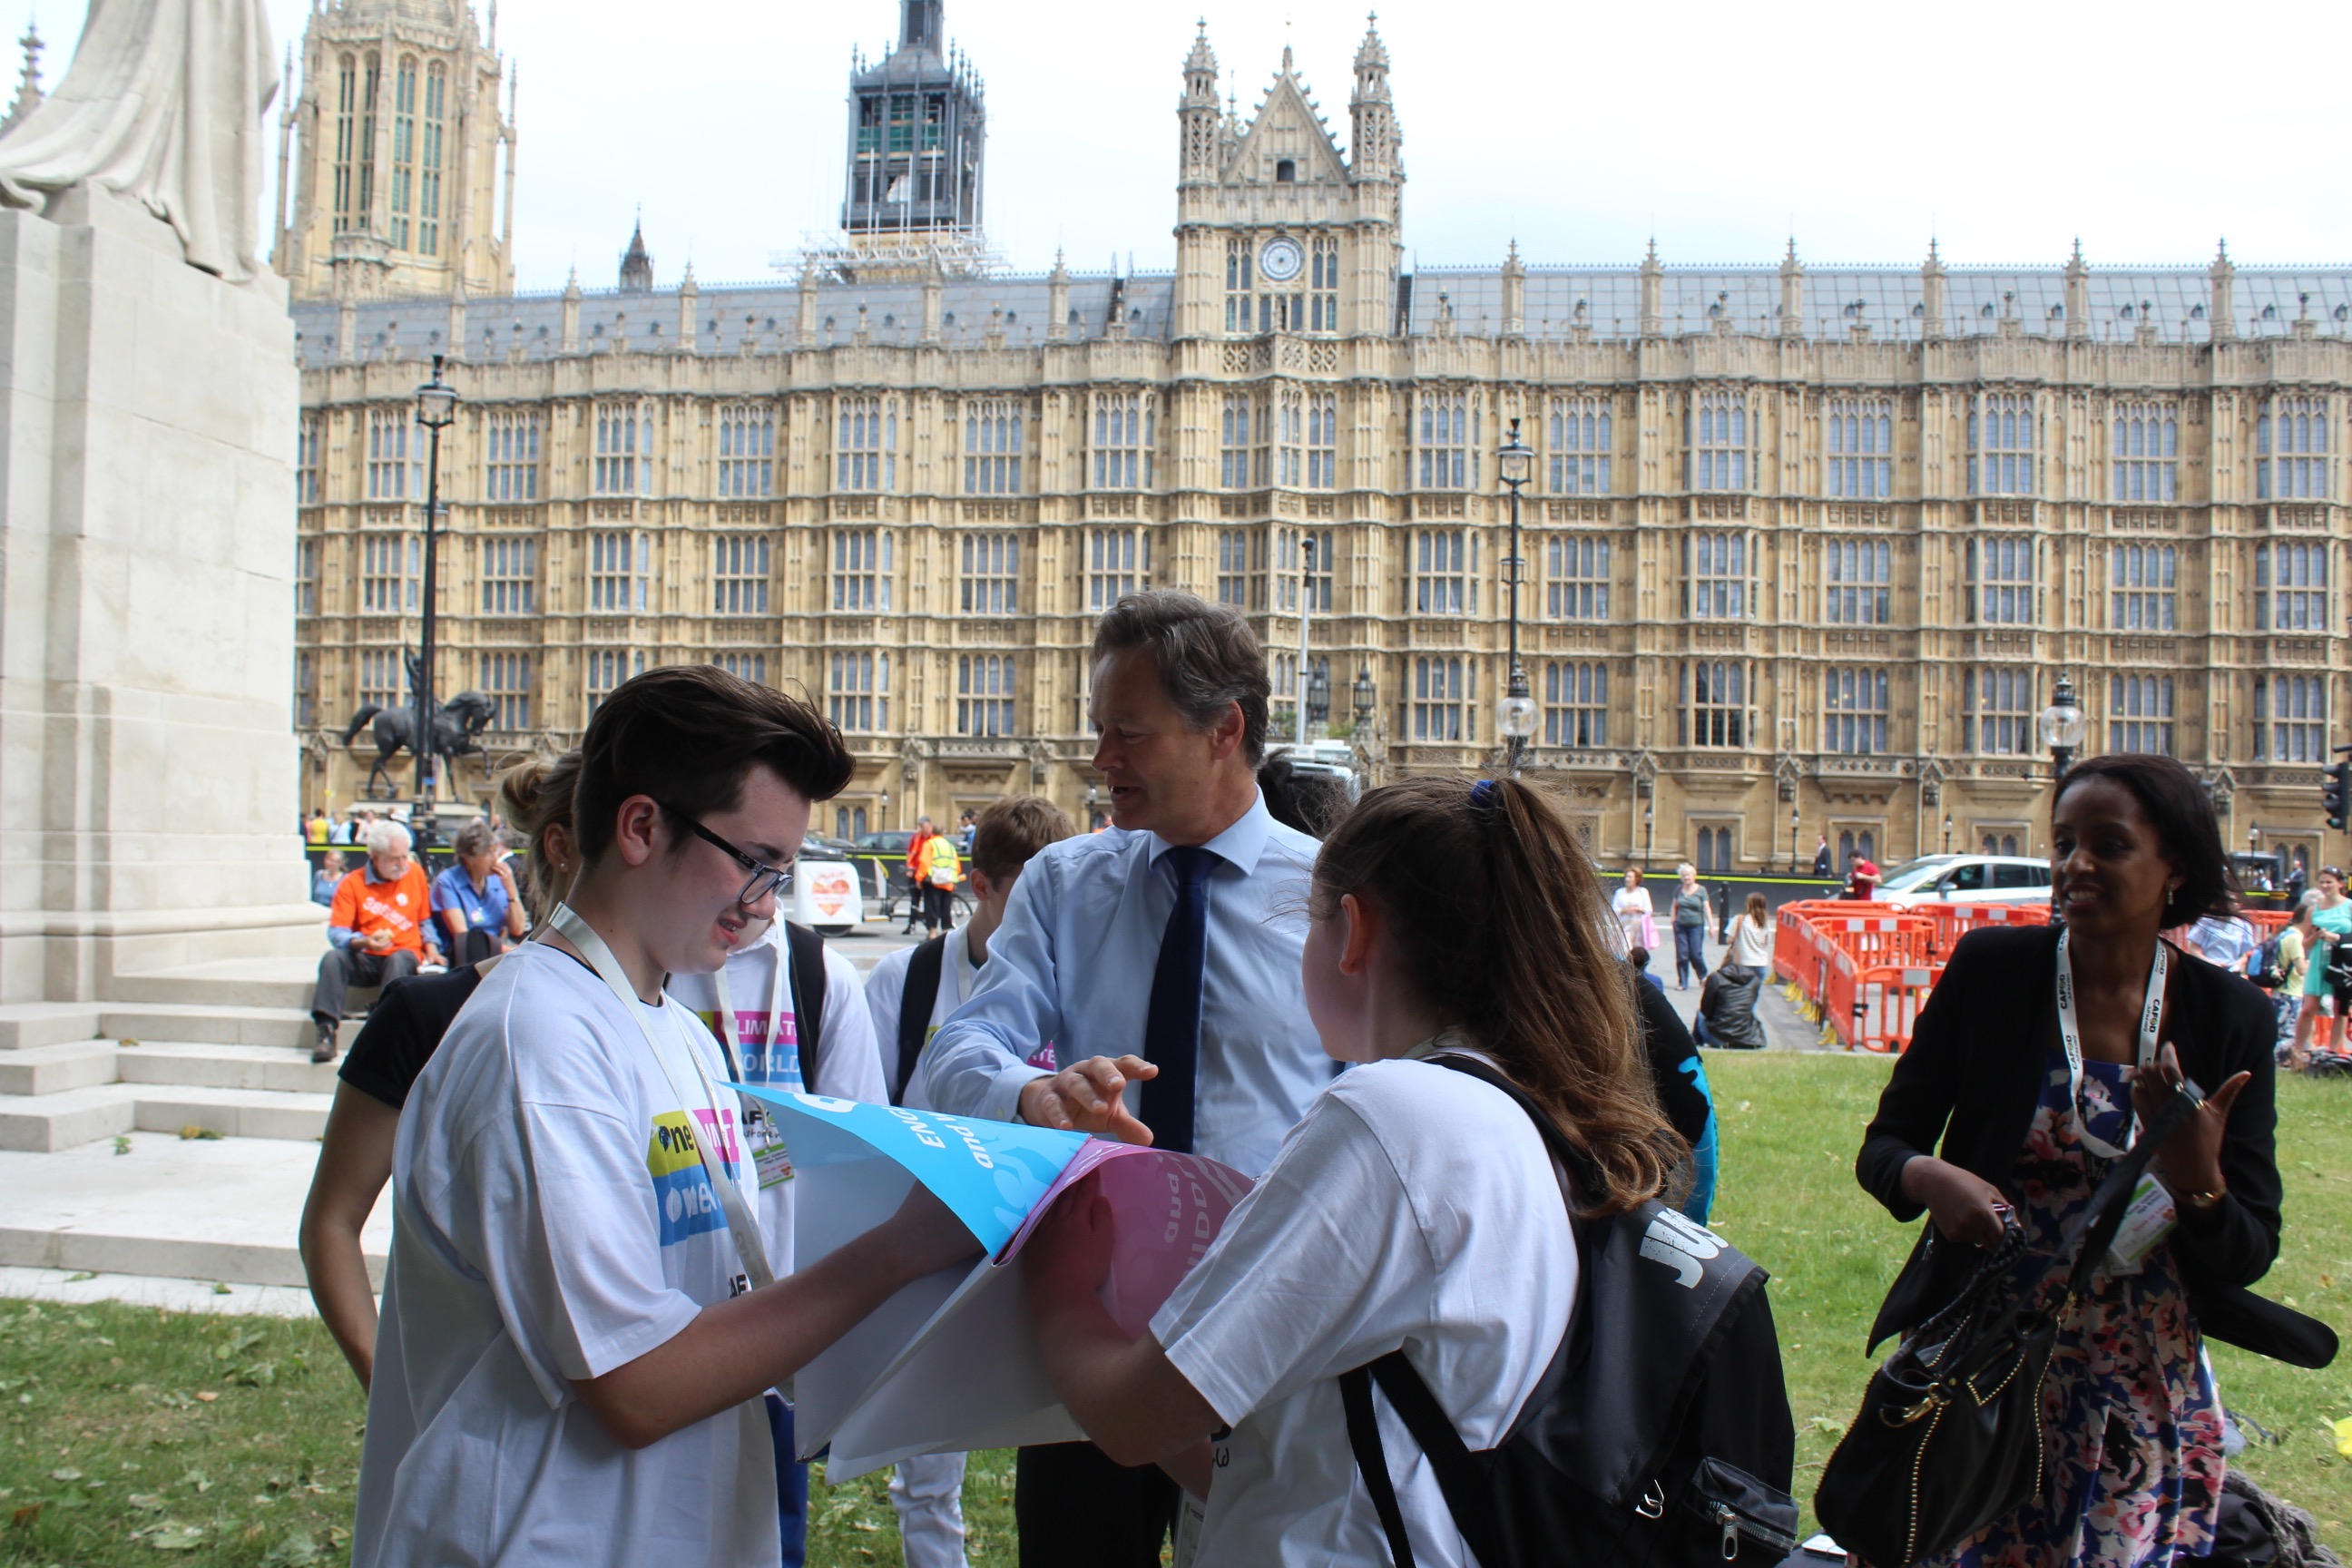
top-left (310, 820), bottom-right (444, 1064)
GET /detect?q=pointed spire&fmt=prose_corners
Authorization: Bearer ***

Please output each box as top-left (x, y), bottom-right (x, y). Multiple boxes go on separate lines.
top-left (3, 21), bottom-right (44, 135)
top-left (1926, 235), bottom-right (1942, 267)
top-left (2064, 236), bottom-right (2086, 276)
top-left (1184, 18), bottom-right (1216, 75)
top-left (1783, 234), bottom-right (1799, 267)
top-left (1354, 11), bottom-right (1389, 72)
top-left (619, 210), bottom-right (653, 293)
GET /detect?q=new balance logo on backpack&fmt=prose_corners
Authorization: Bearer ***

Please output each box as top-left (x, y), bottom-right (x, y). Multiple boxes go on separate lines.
top-left (1641, 1209), bottom-right (1724, 1289)
top-left (1341, 1056), bottom-right (1798, 1567)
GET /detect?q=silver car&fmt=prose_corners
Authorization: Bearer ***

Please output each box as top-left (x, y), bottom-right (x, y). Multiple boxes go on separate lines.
top-left (1871, 853), bottom-right (2053, 907)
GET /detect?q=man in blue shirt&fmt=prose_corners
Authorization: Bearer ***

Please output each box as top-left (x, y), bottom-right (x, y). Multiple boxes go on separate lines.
top-left (924, 589), bottom-right (1324, 1568)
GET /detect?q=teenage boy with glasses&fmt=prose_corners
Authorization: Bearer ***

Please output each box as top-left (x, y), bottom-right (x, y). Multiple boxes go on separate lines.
top-left (664, 808), bottom-right (887, 1568)
top-left (354, 665), bottom-right (975, 1568)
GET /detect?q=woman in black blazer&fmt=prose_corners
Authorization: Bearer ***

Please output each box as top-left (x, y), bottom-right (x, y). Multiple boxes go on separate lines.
top-left (1856, 754), bottom-right (2280, 1567)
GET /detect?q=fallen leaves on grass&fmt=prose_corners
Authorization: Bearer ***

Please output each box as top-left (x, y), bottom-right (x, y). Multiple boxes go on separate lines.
top-left (177, 1126), bottom-right (222, 1142)
top-left (9, 1502), bottom-right (41, 1527)
top-left (145, 1523), bottom-right (207, 1550)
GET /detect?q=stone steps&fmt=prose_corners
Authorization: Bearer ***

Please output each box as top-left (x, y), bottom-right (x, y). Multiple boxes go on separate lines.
top-left (0, 1037), bottom-right (344, 1152)
top-left (0, 1132), bottom-right (384, 1292)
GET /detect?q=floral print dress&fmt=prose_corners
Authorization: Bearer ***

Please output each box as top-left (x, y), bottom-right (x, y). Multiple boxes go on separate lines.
top-left (1934, 1050), bottom-right (2224, 1568)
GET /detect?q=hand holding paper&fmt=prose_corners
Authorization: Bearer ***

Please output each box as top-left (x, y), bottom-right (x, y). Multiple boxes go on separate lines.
top-left (731, 1085), bottom-right (1250, 1479)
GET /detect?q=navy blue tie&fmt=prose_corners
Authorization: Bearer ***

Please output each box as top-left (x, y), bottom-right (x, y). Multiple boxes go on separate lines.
top-left (1140, 845), bottom-right (1216, 1153)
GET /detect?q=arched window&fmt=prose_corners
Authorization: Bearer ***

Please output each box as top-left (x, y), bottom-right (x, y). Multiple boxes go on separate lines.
top-left (1275, 159), bottom-right (1297, 183)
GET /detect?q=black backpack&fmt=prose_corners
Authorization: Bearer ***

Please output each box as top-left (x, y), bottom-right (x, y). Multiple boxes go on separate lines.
top-left (1341, 1054), bottom-right (1798, 1568)
top-left (893, 934), bottom-right (950, 1105)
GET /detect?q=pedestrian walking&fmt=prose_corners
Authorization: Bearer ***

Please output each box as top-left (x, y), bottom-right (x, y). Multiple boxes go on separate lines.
top-left (1671, 862), bottom-right (1709, 989)
top-left (1612, 867), bottom-right (1658, 956)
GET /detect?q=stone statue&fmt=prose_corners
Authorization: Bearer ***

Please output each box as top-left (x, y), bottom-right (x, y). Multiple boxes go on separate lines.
top-left (0, 0), bottom-right (278, 282)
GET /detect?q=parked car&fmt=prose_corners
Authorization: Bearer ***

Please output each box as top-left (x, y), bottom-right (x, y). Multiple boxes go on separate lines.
top-left (846, 830), bottom-right (919, 916)
top-left (1870, 853), bottom-right (2053, 907)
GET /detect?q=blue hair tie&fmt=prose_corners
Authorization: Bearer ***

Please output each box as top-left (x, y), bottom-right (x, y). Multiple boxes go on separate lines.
top-left (1470, 779), bottom-right (1498, 812)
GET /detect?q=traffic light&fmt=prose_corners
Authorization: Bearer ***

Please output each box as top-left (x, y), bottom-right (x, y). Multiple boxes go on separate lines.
top-left (2326, 758), bottom-right (2350, 833)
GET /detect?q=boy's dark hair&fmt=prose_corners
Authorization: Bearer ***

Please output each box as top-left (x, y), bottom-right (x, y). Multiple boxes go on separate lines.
top-left (970, 794), bottom-right (1077, 883)
top-left (573, 665), bottom-right (854, 865)
top-left (1092, 590), bottom-right (1272, 767)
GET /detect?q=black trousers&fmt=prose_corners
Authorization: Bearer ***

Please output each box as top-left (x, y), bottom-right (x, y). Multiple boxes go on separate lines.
top-left (310, 945), bottom-right (418, 1025)
top-left (923, 884), bottom-right (956, 932)
top-left (1013, 1442), bottom-right (1177, 1568)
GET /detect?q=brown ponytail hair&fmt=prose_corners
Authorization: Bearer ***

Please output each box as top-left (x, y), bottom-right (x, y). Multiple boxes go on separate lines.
top-left (1311, 775), bottom-right (1683, 1216)
top-left (496, 749), bottom-right (582, 916)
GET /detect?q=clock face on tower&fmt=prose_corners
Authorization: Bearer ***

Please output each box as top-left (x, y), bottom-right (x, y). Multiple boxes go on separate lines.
top-left (1259, 236), bottom-right (1305, 283)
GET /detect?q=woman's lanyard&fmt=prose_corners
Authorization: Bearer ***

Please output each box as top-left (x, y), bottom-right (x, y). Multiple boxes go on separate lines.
top-left (545, 905), bottom-right (775, 1294)
top-left (2053, 927), bottom-right (2167, 1159)
top-left (709, 932), bottom-right (799, 1093)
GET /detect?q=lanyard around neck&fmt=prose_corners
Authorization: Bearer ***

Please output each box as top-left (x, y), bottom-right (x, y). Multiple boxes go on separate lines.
top-left (544, 904), bottom-right (775, 1291)
top-left (2053, 927), bottom-right (2167, 1160)
top-left (709, 928), bottom-right (796, 1091)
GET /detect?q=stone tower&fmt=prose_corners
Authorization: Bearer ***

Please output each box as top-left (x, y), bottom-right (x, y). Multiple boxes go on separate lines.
top-left (837, 0), bottom-right (985, 278)
top-left (0, 24), bottom-right (43, 136)
top-left (1171, 17), bottom-right (1403, 341)
top-left (274, 0), bottom-right (516, 301)
top-left (618, 215), bottom-right (652, 292)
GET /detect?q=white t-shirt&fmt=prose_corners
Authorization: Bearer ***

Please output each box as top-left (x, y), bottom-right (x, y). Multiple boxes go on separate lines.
top-left (355, 942), bottom-right (785, 1568)
top-left (861, 926), bottom-right (981, 1109)
top-left (665, 926), bottom-right (887, 1286)
top-left (1151, 1055), bottom-right (1578, 1567)
top-left (1728, 913), bottom-right (1774, 969)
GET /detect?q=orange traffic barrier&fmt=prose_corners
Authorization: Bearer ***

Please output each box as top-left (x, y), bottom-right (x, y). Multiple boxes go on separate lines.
top-left (1771, 899), bottom-right (2052, 1052)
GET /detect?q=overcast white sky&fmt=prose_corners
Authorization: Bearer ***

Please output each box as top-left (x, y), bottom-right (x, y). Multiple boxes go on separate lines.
top-left (8, 0), bottom-right (2347, 290)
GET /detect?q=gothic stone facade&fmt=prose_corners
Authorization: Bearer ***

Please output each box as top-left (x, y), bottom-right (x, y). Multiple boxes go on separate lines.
top-left (286, 18), bottom-right (2352, 874)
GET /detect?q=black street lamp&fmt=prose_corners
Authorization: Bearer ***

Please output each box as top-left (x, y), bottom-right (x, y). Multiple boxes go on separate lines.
top-left (2037, 670), bottom-right (2086, 779)
top-left (412, 354), bottom-right (458, 831)
top-left (1942, 815), bottom-right (1955, 855)
top-left (1352, 663), bottom-right (1376, 730)
top-left (1494, 418), bottom-right (1537, 775)
top-left (1788, 804), bottom-right (1800, 872)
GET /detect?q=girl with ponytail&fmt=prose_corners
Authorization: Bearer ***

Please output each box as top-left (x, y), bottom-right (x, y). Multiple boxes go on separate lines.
top-left (1024, 775), bottom-right (1684, 1563)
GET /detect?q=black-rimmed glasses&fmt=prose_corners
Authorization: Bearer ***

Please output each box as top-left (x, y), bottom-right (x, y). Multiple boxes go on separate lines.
top-left (660, 803), bottom-right (794, 906)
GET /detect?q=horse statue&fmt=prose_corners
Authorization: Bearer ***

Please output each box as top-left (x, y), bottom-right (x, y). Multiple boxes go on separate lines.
top-left (341, 691), bottom-right (499, 799)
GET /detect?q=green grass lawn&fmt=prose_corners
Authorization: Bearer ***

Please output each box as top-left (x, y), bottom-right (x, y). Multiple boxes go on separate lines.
top-left (3, 1056), bottom-right (2345, 1565)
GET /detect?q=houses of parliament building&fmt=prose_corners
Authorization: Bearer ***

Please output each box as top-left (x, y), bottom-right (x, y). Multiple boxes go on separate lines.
top-left (280, 0), bottom-right (2352, 875)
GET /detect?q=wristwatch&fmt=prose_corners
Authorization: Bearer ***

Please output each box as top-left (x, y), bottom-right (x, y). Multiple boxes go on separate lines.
top-left (2179, 1182), bottom-right (2227, 1214)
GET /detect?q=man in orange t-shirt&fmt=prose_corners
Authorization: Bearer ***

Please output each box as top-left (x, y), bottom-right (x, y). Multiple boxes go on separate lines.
top-left (309, 819), bottom-right (444, 1063)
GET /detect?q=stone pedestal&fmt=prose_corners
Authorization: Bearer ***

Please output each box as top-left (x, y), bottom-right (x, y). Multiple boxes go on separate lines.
top-left (0, 185), bottom-right (320, 1005)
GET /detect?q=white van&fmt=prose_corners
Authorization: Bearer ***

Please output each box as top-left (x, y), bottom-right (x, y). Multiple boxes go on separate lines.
top-left (1872, 853), bottom-right (2053, 907)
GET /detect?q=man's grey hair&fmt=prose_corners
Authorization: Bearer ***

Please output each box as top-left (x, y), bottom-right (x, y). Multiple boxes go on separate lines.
top-left (364, 820), bottom-right (412, 857)
top-left (1092, 589), bottom-right (1271, 766)
top-left (453, 819), bottom-right (497, 858)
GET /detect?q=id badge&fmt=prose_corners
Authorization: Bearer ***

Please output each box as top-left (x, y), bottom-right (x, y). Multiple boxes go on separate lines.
top-left (749, 1120), bottom-right (796, 1190)
top-left (2104, 1172), bottom-right (2179, 1276)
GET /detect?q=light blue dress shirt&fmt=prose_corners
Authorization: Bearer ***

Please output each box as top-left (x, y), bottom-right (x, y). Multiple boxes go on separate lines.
top-left (922, 789), bottom-right (1326, 1179)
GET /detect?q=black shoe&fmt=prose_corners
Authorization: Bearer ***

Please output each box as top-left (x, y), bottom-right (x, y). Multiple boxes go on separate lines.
top-left (311, 1021), bottom-right (337, 1064)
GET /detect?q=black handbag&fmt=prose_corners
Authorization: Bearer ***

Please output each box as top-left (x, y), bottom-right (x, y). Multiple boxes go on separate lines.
top-left (1814, 1085), bottom-right (2202, 1568)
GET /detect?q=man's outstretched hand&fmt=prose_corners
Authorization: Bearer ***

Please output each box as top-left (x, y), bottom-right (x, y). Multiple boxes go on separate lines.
top-left (1017, 1055), bottom-right (1158, 1144)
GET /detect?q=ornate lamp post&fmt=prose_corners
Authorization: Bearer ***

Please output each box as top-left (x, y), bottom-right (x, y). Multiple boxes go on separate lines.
top-left (1943, 815), bottom-right (1955, 855)
top-left (1494, 418), bottom-right (1538, 775)
top-left (1295, 538), bottom-right (1316, 745)
top-left (411, 355), bottom-right (458, 836)
top-left (2036, 671), bottom-right (2086, 780)
top-left (1788, 804), bottom-right (1800, 873)
top-left (1351, 663), bottom-right (1377, 787)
